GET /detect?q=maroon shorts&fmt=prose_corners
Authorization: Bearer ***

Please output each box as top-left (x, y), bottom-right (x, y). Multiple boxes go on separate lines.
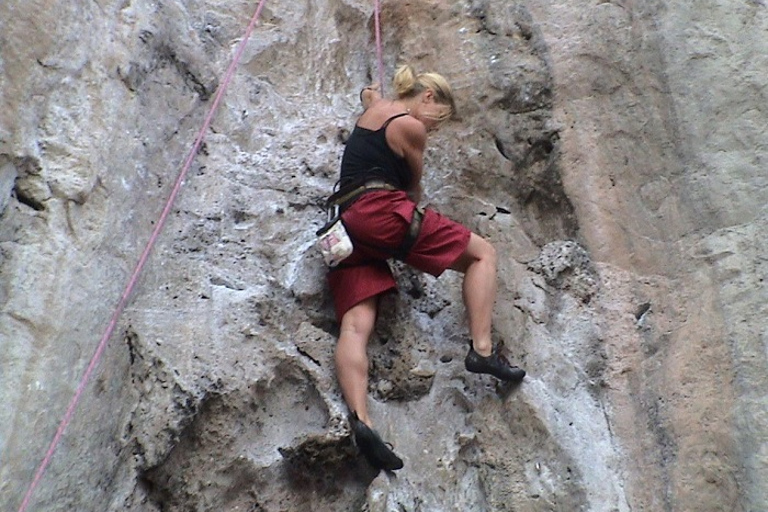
top-left (327, 190), bottom-right (471, 322)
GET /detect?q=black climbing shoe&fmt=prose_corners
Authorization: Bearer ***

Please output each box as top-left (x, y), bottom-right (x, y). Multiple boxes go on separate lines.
top-left (465, 343), bottom-right (526, 382)
top-left (349, 412), bottom-right (404, 471)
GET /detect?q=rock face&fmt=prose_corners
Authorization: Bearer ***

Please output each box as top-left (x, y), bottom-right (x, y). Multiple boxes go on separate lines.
top-left (1, 0), bottom-right (766, 510)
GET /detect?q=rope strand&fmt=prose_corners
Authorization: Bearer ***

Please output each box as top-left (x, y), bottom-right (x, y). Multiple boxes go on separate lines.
top-left (374, 0), bottom-right (385, 95)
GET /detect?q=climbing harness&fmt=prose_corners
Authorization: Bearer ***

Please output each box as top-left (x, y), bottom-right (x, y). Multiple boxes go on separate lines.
top-left (317, 175), bottom-right (425, 266)
top-left (16, 2), bottom-right (268, 511)
top-left (316, 178), bottom-right (396, 267)
top-left (327, 177), bottom-right (398, 210)
top-left (393, 205), bottom-right (424, 261)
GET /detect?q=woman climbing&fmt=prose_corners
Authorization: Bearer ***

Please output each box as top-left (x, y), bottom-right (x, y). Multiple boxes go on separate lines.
top-left (326, 64), bottom-right (526, 471)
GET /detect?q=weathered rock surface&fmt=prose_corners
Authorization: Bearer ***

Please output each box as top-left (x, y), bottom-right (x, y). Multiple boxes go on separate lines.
top-left (1, 0), bottom-right (766, 511)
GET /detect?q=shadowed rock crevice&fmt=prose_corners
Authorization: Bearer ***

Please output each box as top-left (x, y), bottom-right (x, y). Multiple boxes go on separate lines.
top-left (467, 0), bottom-right (578, 245)
top-left (117, 4), bottom-right (219, 101)
top-left (118, 37), bottom-right (217, 100)
top-left (1, 155), bottom-right (48, 212)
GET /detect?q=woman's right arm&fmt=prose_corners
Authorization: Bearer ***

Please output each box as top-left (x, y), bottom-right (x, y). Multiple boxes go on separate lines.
top-left (387, 117), bottom-right (427, 203)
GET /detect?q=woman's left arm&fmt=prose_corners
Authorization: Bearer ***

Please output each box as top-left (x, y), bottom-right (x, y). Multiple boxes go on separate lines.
top-left (360, 84), bottom-right (381, 110)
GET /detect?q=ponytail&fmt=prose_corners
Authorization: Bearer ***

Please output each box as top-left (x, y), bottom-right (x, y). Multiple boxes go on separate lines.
top-left (392, 64), bottom-right (456, 118)
top-left (393, 64), bottom-right (420, 98)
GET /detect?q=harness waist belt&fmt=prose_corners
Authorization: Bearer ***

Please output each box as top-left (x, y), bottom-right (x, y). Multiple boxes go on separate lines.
top-left (327, 179), bottom-right (398, 209)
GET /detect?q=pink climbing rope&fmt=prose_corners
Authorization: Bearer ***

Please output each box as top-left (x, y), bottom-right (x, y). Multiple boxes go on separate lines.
top-left (16, 2), bottom-right (268, 511)
top-left (374, 0), bottom-right (385, 95)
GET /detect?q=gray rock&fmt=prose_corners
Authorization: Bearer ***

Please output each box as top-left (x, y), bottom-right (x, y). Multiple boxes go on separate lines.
top-left (1, 0), bottom-right (766, 511)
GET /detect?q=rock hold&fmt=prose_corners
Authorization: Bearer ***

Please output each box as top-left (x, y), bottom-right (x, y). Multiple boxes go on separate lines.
top-left (529, 240), bottom-right (599, 302)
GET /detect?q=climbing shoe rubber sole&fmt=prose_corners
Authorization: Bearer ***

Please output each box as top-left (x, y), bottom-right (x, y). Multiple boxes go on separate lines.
top-left (349, 412), bottom-right (404, 471)
top-left (465, 345), bottom-right (526, 382)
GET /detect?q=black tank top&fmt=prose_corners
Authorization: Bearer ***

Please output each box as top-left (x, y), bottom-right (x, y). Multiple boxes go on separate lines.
top-left (339, 113), bottom-right (412, 190)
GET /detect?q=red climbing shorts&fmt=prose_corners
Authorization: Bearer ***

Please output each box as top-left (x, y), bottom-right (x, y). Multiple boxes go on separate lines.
top-left (327, 190), bottom-right (472, 322)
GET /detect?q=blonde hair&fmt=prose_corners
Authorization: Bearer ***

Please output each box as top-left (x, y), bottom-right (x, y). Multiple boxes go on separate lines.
top-left (392, 64), bottom-right (456, 121)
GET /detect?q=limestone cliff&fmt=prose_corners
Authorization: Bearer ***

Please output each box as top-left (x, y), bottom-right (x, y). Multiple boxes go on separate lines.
top-left (1, 1), bottom-right (766, 511)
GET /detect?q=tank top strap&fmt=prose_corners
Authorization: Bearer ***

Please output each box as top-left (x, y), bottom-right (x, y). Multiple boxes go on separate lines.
top-left (380, 112), bottom-right (410, 130)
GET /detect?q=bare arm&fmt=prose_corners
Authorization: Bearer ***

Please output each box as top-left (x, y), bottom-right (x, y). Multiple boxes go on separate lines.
top-left (360, 83), bottom-right (381, 110)
top-left (386, 116), bottom-right (427, 203)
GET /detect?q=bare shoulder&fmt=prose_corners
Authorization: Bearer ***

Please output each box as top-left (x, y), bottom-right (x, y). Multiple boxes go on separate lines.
top-left (387, 114), bottom-right (426, 153)
top-left (357, 102), bottom-right (399, 129)
top-left (390, 113), bottom-right (424, 133)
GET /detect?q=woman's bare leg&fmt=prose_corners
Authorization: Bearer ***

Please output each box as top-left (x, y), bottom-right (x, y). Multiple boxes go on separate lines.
top-left (335, 296), bottom-right (378, 426)
top-left (450, 233), bottom-right (498, 357)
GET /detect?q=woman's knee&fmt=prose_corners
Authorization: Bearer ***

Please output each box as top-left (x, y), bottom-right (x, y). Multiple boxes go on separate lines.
top-left (339, 296), bottom-right (378, 339)
top-left (452, 233), bottom-right (497, 272)
top-left (476, 236), bottom-right (497, 265)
